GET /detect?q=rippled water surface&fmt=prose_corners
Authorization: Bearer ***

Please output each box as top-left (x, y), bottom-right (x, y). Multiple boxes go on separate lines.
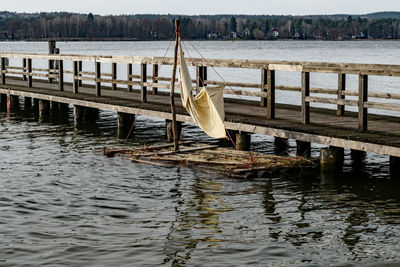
top-left (1, 41), bottom-right (400, 266)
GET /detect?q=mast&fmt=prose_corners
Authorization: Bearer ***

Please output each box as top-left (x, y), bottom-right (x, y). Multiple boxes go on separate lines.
top-left (170, 18), bottom-right (180, 151)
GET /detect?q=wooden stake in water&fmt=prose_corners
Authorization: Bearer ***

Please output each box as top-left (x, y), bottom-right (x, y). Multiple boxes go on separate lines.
top-left (170, 19), bottom-right (180, 151)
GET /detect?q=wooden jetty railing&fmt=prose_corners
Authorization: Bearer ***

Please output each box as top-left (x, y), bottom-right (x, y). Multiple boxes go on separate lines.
top-left (1, 51), bottom-right (400, 135)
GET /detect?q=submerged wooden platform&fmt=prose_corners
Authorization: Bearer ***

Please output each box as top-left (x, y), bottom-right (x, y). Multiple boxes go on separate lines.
top-left (104, 142), bottom-right (315, 178)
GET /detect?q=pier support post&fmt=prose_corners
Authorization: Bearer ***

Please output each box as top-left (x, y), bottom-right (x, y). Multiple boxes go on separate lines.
top-left (112, 63), bottom-right (117, 91)
top-left (38, 99), bottom-right (50, 120)
top-left (274, 137), bottom-right (289, 155)
top-left (236, 132), bottom-right (251, 151)
top-left (73, 105), bottom-right (85, 126)
top-left (0, 94), bottom-right (7, 111)
top-left (351, 149), bottom-right (366, 172)
top-left (24, 97), bottom-right (32, 109)
top-left (7, 95), bottom-right (20, 111)
top-left (118, 112), bottom-right (136, 139)
top-left (48, 40), bottom-right (56, 83)
top-left (296, 140), bottom-right (311, 158)
top-left (166, 119), bottom-right (182, 143)
top-left (320, 146), bottom-right (344, 173)
top-left (389, 156), bottom-right (400, 177)
top-left (74, 105), bottom-right (99, 127)
top-left (219, 129), bottom-right (238, 148)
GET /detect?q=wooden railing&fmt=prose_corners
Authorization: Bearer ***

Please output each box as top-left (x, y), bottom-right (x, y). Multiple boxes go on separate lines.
top-left (1, 52), bottom-right (400, 132)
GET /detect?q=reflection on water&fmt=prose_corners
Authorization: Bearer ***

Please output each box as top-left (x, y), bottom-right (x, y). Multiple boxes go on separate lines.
top-left (1, 99), bottom-right (400, 266)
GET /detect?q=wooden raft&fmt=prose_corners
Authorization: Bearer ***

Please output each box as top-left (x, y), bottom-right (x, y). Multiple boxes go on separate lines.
top-left (104, 142), bottom-right (315, 178)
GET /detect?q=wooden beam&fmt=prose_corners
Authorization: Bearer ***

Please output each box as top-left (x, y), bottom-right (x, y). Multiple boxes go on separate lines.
top-left (141, 63), bottom-right (147, 102)
top-left (22, 58), bottom-right (27, 81)
top-left (267, 69), bottom-right (275, 119)
top-left (260, 68), bottom-right (267, 107)
top-left (1, 57), bottom-right (6, 85)
top-left (337, 73), bottom-right (345, 116)
top-left (358, 74), bottom-right (368, 131)
top-left (127, 63), bottom-right (133, 92)
top-left (152, 64), bottom-right (159, 95)
top-left (78, 61), bottom-right (82, 86)
top-left (301, 71), bottom-right (310, 124)
top-left (58, 60), bottom-right (64, 91)
top-left (112, 62), bottom-right (117, 90)
top-left (73, 61), bottom-right (79, 93)
top-left (96, 61), bottom-right (101, 97)
top-left (27, 58), bottom-right (32, 88)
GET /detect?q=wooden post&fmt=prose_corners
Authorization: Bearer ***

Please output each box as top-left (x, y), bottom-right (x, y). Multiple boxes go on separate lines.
top-left (301, 71), bottom-right (310, 124)
top-left (236, 132), bottom-right (251, 151)
top-left (1, 57), bottom-right (6, 85)
top-left (112, 62), bottom-right (117, 90)
top-left (58, 60), bottom-right (64, 91)
top-left (48, 40), bottom-right (56, 83)
top-left (261, 68), bottom-right (267, 107)
top-left (197, 66), bottom-right (207, 93)
top-left (78, 61), bottom-right (82, 86)
top-left (127, 63), bottom-right (133, 92)
top-left (22, 58), bottom-right (27, 81)
top-left (152, 64), bottom-right (159, 95)
top-left (141, 63), bottom-right (147, 102)
top-left (73, 61), bottom-right (79, 93)
top-left (96, 61), bottom-right (101, 97)
top-left (170, 19), bottom-right (180, 151)
top-left (267, 69), bottom-right (275, 119)
top-left (320, 147), bottom-right (344, 173)
top-left (27, 58), bottom-right (32, 88)
top-left (358, 74), bottom-right (368, 131)
top-left (337, 73), bottom-right (346, 116)
top-left (296, 140), bottom-right (311, 158)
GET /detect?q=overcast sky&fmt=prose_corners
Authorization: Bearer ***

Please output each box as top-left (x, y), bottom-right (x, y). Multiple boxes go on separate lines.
top-left (1, 0), bottom-right (399, 15)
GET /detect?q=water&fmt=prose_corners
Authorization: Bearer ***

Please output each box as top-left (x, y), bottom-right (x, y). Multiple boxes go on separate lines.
top-left (1, 41), bottom-right (400, 266)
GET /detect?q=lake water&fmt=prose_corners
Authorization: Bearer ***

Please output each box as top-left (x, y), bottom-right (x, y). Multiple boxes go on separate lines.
top-left (1, 41), bottom-right (400, 266)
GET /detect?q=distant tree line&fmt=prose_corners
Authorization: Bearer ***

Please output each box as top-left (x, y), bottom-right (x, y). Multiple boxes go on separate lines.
top-left (0, 11), bottom-right (399, 41)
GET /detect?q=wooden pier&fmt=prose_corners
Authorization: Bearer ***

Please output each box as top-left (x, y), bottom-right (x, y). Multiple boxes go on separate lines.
top-left (1, 47), bottom-right (400, 172)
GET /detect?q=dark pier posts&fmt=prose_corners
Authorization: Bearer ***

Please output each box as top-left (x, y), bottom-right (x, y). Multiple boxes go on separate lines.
top-left (0, 93), bottom-right (6, 111)
top-left (112, 63), bottom-right (117, 91)
top-left (261, 68), bottom-right (276, 119)
top-left (197, 66), bottom-right (207, 94)
top-left (22, 58), bottom-right (27, 81)
top-left (390, 156), bottom-right (400, 177)
top-left (274, 137), bottom-right (289, 155)
top-left (358, 74), bottom-right (368, 131)
top-left (301, 71), bottom-right (310, 124)
top-left (337, 73), bottom-right (346, 116)
top-left (27, 59), bottom-right (32, 88)
top-left (141, 63), bottom-right (147, 102)
top-left (73, 61), bottom-right (79, 93)
top-left (320, 146), bottom-right (344, 173)
top-left (58, 58), bottom-right (64, 92)
top-left (351, 149), bottom-right (366, 172)
top-left (236, 132), bottom-right (251, 151)
top-left (296, 140), bottom-right (311, 158)
top-left (78, 61), bottom-right (83, 86)
top-left (1, 57), bottom-right (7, 85)
top-left (118, 112), bottom-right (136, 139)
top-left (73, 105), bottom-right (99, 127)
top-left (38, 99), bottom-right (50, 121)
top-left (48, 40), bottom-right (56, 83)
top-left (166, 119), bottom-right (182, 143)
top-left (96, 61), bottom-right (101, 96)
top-left (152, 64), bottom-right (159, 95)
top-left (7, 95), bottom-right (20, 112)
top-left (127, 63), bottom-right (133, 92)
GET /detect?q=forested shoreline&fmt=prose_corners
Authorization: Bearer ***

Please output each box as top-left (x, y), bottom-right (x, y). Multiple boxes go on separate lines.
top-left (0, 11), bottom-right (399, 41)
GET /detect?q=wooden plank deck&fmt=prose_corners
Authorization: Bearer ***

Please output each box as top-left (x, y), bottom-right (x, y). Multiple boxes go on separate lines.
top-left (1, 76), bottom-right (400, 157)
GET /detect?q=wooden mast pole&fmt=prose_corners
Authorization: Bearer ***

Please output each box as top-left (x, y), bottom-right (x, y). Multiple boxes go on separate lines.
top-left (170, 19), bottom-right (180, 151)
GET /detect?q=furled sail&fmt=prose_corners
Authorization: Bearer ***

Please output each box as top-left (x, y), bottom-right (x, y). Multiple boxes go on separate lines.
top-left (177, 40), bottom-right (226, 139)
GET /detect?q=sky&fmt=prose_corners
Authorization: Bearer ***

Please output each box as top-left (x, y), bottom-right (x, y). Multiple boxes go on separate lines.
top-left (1, 0), bottom-right (399, 16)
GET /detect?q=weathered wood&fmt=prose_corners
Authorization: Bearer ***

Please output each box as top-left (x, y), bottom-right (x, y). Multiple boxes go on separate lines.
top-left (197, 65), bottom-right (207, 93)
top-left (141, 63), bottom-right (147, 102)
top-left (22, 59), bottom-right (27, 81)
top-left (1, 57), bottom-right (6, 85)
top-left (301, 71), bottom-right (310, 124)
top-left (260, 68), bottom-right (267, 107)
top-left (112, 62), bottom-right (117, 90)
top-left (48, 40), bottom-right (56, 83)
top-left (170, 19), bottom-right (180, 151)
top-left (58, 60), bottom-right (64, 91)
top-left (27, 59), bottom-right (32, 87)
top-left (152, 64), bottom-right (159, 95)
top-left (337, 73), bottom-right (346, 116)
top-left (358, 74), bottom-right (368, 131)
top-left (73, 61), bottom-right (79, 93)
top-left (96, 61), bottom-right (101, 97)
top-left (267, 69), bottom-right (275, 119)
top-left (305, 96), bottom-right (358, 106)
top-left (127, 63), bottom-right (133, 92)
top-left (78, 61), bottom-right (83, 86)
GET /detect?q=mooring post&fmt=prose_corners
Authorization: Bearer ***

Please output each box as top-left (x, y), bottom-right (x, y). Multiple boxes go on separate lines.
top-left (27, 58), bottom-right (32, 88)
top-left (296, 140), bottom-right (311, 158)
top-left (118, 112), bottom-right (136, 139)
top-left (236, 132), bottom-right (251, 151)
top-left (141, 63), bottom-right (147, 102)
top-left (166, 119), bottom-right (182, 143)
top-left (337, 73), bottom-right (346, 116)
top-left (389, 156), bottom-right (400, 177)
top-left (358, 74), bottom-right (368, 131)
top-left (38, 99), bottom-right (50, 120)
top-left (112, 62), bottom-right (117, 91)
top-left (152, 64), bottom-right (159, 95)
top-left (301, 71), bottom-right (310, 124)
top-left (320, 146), bottom-right (344, 173)
top-left (274, 137), bottom-right (289, 155)
top-left (22, 58), bottom-right (27, 81)
top-left (96, 61), bottom-right (101, 96)
top-left (73, 61), bottom-right (79, 93)
top-left (1, 57), bottom-right (7, 85)
top-left (48, 40), bottom-right (56, 83)
top-left (127, 63), bottom-right (133, 92)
